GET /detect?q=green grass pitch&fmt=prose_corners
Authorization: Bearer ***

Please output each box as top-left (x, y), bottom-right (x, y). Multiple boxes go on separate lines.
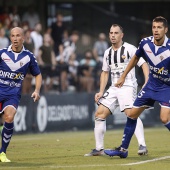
top-left (0, 127), bottom-right (170, 170)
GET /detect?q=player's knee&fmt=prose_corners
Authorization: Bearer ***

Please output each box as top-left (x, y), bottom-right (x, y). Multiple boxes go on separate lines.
top-left (125, 107), bottom-right (142, 119)
top-left (95, 110), bottom-right (107, 119)
top-left (4, 114), bottom-right (14, 123)
top-left (160, 117), bottom-right (169, 124)
top-left (95, 110), bottom-right (103, 118)
top-left (126, 112), bottom-right (139, 119)
top-left (125, 112), bottom-right (136, 119)
top-left (95, 105), bottom-right (111, 119)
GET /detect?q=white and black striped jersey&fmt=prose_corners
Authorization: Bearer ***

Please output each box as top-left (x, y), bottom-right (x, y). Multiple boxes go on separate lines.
top-left (102, 42), bottom-right (146, 87)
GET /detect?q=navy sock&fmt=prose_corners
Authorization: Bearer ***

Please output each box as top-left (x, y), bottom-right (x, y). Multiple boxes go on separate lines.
top-left (0, 122), bottom-right (14, 153)
top-left (164, 121), bottom-right (170, 131)
top-left (121, 117), bottom-right (137, 150)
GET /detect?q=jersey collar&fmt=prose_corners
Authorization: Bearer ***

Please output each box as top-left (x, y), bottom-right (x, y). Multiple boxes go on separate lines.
top-left (7, 45), bottom-right (26, 53)
top-left (151, 35), bottom-right (168, 47)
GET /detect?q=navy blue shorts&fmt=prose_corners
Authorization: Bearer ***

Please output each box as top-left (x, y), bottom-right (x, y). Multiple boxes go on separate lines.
top-left (0, 95), bottom-right (20, 114)
top-left (134, 84), bottom-right (170, 108)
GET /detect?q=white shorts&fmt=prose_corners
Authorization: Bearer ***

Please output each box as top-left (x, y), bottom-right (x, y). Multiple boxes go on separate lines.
top-left (98, 86), bottom-right (137, 113)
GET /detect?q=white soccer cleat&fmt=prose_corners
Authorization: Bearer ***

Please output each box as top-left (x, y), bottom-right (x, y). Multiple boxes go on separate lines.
top-left (138, 145), bottom-right (148, 155)
top-left (84, 149), bottom-right (105, 156)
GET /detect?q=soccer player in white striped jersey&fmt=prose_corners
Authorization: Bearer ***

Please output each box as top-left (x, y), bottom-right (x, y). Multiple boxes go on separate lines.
top-left (0, 27), bottom-right (42, 162)
top-left (84, 24), bottom-right (149, 157)
top-left (104, 16), bottom-right (170, 158)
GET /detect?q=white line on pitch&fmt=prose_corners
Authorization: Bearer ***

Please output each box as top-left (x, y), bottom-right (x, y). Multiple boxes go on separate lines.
top-left (121, 156), bottom-right (170, 166)
top-left (1, 156), bottom-right (170, 169)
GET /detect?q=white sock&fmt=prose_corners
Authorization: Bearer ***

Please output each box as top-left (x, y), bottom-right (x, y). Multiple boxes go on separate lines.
top-left (94, 117), bottom-right (106, 151)
top-left (134, 117), bottom-right (146, 146)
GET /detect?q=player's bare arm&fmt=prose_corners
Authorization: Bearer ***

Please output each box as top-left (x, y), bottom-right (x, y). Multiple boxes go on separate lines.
top-left (95, 71), bottom-right (109, 102)
top-left (115, 55), bottom-right (139, 88)
top-left (31, 73), bottom-right (42, 102)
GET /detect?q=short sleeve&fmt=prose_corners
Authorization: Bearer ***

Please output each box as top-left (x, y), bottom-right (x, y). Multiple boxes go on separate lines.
top-left (137, 57), bottom-right (146, 67)
top-left (29, 54), bottom-right (41, 76)
top-left (135, 39), bottom-right (145, 58)
top-left (102, 50), bottom-right (110, 72)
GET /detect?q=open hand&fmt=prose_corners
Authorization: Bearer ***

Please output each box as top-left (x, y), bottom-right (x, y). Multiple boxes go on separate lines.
top-left (31, 91), bottom-right (40, 102)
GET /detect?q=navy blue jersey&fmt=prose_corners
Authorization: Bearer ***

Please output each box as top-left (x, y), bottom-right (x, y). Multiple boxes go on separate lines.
top-left (136, 36), bottom-right (170, 90)
top-left (0, 45), bottom-right (41, 96)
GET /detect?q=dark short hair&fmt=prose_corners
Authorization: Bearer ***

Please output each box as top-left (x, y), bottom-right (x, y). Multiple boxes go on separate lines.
top-left (111, 24), bottom-right (123, 33)
top-left (153, 16), bottom-right (168, 27)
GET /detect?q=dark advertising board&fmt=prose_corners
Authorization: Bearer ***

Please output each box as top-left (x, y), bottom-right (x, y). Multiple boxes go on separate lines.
top-left (14, 93), bottom-right (161, 133)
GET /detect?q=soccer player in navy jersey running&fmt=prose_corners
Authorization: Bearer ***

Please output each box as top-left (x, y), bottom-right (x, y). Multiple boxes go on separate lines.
top-left (0, 27), bottom-right (42, 162)
top-left (84, 24), bottom-right (149, 157)
top-left (104, 16), bottom-right (170, 158)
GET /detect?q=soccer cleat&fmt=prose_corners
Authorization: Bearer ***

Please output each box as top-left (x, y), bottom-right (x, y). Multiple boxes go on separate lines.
top-left (84, 149), bottom-right (105, 156)
top-left (0, 152), bottom-right (11, 162)
top-left (104, 147), bottom-right (128, 158)
top-left (138, 145), bottom-right (148, 155)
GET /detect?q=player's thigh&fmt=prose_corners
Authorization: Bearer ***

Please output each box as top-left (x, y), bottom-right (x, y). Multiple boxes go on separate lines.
top-left (95, 104), bottom-right (111, 119)
top-left (2, 96), bottom-right (19, 121)
top-left (160, 107), bottom-right (170, 124)
top-left (4, 106), bottom-right (17, 115)
top-left (3, 106), bottom-right (17, 122)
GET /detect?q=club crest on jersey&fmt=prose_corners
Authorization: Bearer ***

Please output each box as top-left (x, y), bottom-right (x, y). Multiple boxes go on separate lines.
top-left (160, 56), bottom-right (164, 61)
top-left (20, 62), bottom-right (23, 67)
top-left (121, 54), bottom-right (126, 60)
